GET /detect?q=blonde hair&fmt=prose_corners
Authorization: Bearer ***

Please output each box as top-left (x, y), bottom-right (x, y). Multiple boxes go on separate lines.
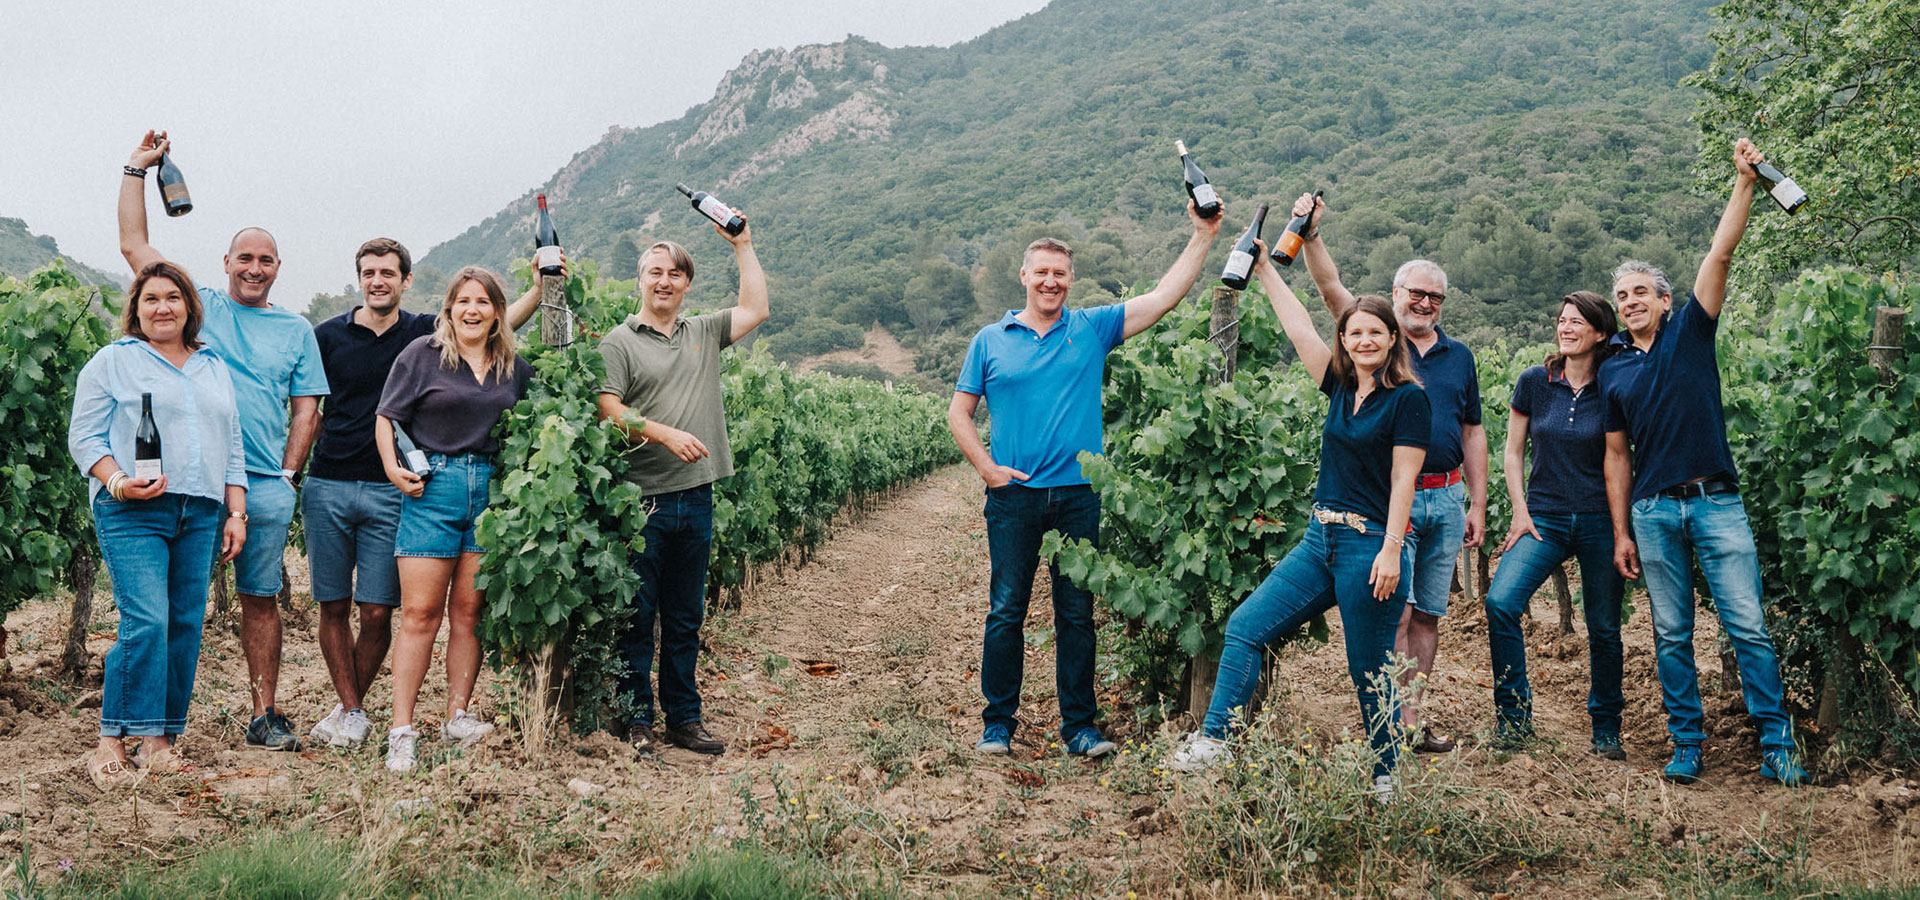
top-left (434, 266), bottom-right (518, 381)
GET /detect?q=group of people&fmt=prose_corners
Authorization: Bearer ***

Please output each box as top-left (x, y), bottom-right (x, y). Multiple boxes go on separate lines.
top-left (956, 138), bottom-right (1807, 795)
top-left (68, 131), bottom-right (765, 784)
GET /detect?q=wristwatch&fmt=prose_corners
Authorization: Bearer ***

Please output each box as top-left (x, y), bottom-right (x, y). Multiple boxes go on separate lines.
top-left (280, 467), bottom-right (299, 486)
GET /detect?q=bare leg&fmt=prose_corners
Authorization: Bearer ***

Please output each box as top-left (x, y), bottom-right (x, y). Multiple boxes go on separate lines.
top-left (239, 592), bottom-right (282, 716)
top-left (1396, 606), bottom-right (1442, 729)
top-left (390, 557), bottom-right (456, 728)
top-left (443, 552), bottom-right (486, 716)
top-left (316, 599), bottom-right (362, 710)
top-left (353, 603), bottom-right (394, 699)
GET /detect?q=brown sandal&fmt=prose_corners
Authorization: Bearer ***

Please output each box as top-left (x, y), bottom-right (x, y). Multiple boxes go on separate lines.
top-left (134, 745), bottom-right (194, 775)
top-left (87, 752), bottom-right (133, 789)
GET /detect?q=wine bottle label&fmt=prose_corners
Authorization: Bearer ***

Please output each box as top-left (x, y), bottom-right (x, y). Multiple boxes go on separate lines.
top-left (698, 196), bottom-right (735, 223)
top-left (162, 183), bottom-right (190, 203)
top-left (1223, 250), bottom-right (1255, 280)
top-left (1191, 184), bottom-right (1220, 207)
top-left (405, 450), bottom-right (431, 473)
top-left (1768, 177), bottom-right (1807, 209)
top-left (535, 246), bottom-right (563, 270)
top-left (134, 458), bottom-right (163, 481)
top-left (1276, 232), bottom-right (1305, 257)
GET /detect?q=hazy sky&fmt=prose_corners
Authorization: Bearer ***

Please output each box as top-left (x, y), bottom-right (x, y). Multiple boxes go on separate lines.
top-left (0, 0), bottom-right (1051, 308)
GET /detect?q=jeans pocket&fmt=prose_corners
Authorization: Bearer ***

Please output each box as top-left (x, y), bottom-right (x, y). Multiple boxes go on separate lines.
top-left (1703, 490), bottom-right (1744, 509)
top-left (1630, 496), bottom-right (1655, 516)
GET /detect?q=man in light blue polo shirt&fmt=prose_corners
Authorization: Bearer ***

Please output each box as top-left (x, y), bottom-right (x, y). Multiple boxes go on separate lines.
top-left (119, 130), bottom-right (327, 752)
top-left (949, 199), bottom-right (1221, 759)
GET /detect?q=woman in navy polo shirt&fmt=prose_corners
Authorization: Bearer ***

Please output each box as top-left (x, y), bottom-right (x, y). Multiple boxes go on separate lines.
top-left (1172, 249), bottom-right (1429, 799)
top-left (1483, 291), bottom-right (1625, 756)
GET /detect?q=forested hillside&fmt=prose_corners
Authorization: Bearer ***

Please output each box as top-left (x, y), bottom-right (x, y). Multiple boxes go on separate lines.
top-left (421, 0), bottom-right (1721, 375)
top-left (0, 217), bottom-right (122, 288)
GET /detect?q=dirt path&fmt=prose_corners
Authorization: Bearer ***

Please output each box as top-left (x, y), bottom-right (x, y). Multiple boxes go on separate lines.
top-left (2, 464), bottom-right (1916, 896)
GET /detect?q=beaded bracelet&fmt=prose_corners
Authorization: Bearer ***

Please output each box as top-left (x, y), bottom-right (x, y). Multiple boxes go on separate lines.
top-left (123, 165), bottom-right (148, 178)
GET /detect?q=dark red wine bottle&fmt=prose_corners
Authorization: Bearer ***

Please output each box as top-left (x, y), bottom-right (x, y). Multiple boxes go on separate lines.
top-left (134, 393), bottom-right (163, 482)
top-left (534, 194), bottom-right (564, 276)
top-left (1270, 190), bottom-right (1324, 266)
top-left (1221, 204), bottom-right (1269, 291)
top-left (157, 148), bottom-right (192, 217)
top-left (676, 183), bottom-right (745, 235)
top-left (1176, 140), bottom-right (1222, 219)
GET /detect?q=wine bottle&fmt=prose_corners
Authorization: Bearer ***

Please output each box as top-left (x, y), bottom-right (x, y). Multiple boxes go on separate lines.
top-left (675, 183), bottom-right (745, 235)
top-left (1175, 140), bottom-right (1222, 219)
top-left (134, 392), bottom-right (163, 482)
top-left (1221, 204), bottom-right (1269, 291)
top-left (533, 194), bottom-right (564, 276)
top-left (392, 424), bottom-right (433, 483)
top-left (156, 147), bottom-right (192, 218)
top-left (1753, 160), bottom-right (1808, 214)
top-left (1269, 189), bottom-right (1325, 266)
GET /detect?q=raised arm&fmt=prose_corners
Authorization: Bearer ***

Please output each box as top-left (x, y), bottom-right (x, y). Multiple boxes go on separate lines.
top-left (1291, 192), bottom-right (1354, 319)
top-left (1121, 200), bottom-right (1224, 339)
top-left (725, 219), bottom-right (769, 343)
top-left (118, 130), bottom-right (169, 273)
top-left (1694, 138), bottom-right (1762, 319)
top-left (1605, 430), bottom-right (1638, 579)
top-left (1251, 247), bottom-right (1332, 384)
top-left (504, 252), bottom-right (564, 333)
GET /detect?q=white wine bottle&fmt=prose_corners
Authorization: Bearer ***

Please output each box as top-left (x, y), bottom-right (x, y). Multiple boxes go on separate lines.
top-left (1753, 161), bottom-right (1808, 214)
top-left (1221, 204), bottom-right (1268, 291)
top-left (675, 183), bottom-right (745, 235)
top-left (1176, 141), bottom-right (1223, 219)
top-left (534, 194), bottom-right (564, 276)
top-left (134, 392), bottom-right (163, 482)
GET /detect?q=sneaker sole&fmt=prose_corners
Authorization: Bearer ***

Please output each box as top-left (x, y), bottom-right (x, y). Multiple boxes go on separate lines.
top-left (976, 743), bottom-right (1010, 755)
top-left (1591, 746), bottom-right (1627, 761)
top-left (1069, 742), bottom-right (1118, 759)
top-left (1759, 765), bottom-right (1807, 787)
top-left (247, 738), bottom-right (304, 751)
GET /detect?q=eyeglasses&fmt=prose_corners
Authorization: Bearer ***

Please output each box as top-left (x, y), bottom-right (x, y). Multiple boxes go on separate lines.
top-left (1400, 287), bottom-right (1445, 304)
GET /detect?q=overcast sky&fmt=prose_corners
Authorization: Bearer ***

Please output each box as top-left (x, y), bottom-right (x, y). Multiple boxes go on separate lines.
top-left (0, 0), bottom-right (1051, 309)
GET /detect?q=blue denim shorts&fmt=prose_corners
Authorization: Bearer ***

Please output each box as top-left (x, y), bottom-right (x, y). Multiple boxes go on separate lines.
top-left (395, 454), bottom-right (493, 558)
top-left (233, 473), bottom-right (296, 596)
top-left (304, 476), bottom-right (404, 605)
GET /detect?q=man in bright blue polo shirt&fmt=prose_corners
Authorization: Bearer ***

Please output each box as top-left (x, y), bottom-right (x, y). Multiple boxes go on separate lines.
top-left (949, 200), bottom-right (1221, 759)
top-left (1603, 138), bottom-right (1805, 787)
top-left (1293, 193), bottom-right (1487, 754)
top-left (120, 130), bottom-right (327, 752)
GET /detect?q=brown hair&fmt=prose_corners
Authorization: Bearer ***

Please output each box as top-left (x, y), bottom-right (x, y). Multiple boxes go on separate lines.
top-left (1544, 290), bottom-right (1619, 375)
top-left (1021, 237), bottom-right (1075, 271)
top-left (1329, 294), bottom-right (1419, 390)
top-left (640, 241), bottom-right (695, 282)
top-left (433, 266), bottom-right (518, 381)
top-left (354, 237), bottom-right (412, 279)
top-left (121, 261), bottom-right (204, 350)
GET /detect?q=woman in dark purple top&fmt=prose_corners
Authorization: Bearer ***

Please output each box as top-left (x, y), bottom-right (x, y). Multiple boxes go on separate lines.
top-left (1172, 247), bottom-right (1428, 800)
top-left (1484, 290), bottom-right (1626, 757)
top-left (373, 266), bottom-right (532, 772)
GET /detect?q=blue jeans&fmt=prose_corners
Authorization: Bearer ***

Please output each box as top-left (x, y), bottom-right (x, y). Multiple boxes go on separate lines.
top-left (1631, 491), bottom-right (1793, 750)
top-left (92, 493), bottom-right (221, 737)
top-left (1204, 518), bottom-right (1409, 777)
top-left (1404, 480), bottom-right (1466, 616)
top-left (1483, 511), bottom-right (1624, 734)
top-left (981, 484), bottom-right (1100, 739)
top-left (618, 484), bottom-right (713, 730)
top-left (395, 454), bottom-right (494, 558)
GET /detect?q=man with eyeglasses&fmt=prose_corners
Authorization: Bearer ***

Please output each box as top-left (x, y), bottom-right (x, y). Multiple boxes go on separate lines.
top-left (1289, 193), bottom-right (1487, 755)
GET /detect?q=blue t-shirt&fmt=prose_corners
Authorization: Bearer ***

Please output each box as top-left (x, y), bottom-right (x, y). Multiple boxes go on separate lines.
top-left (1408, 328), bottom-right (1481, 474)
top-left (1314, 370), bottom-right (1431, 524)
top-left (311, 308), bottom-right (437, 482)
top-left (197, 287), bottom-right (330, 475)
top-left (1600, 297), bottom-right (1739, 501)
top-left (956, 304), bottom-right (1127, 488)
top-left (1510, 365), bottom-right (1609, 515)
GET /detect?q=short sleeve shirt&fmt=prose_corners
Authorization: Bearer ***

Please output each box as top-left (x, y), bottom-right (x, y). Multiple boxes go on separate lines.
top-left (1510, 365), bottom-right (1609, 514)
top-left (197, 287), bottom-right (330, 475)
top-left (598, 310), bottom-right (736, 496)
top-left (1314, 372), bottom-right (1431, 524)
top-left (955, 304), bottom-right (1128, 488)
top-left (1600, 297), bottom-right (1738, 501)
top-left (376, 336), bottom-right (533, 457)
top-left (311, 308), bottom-right (437, 482)
top-left (1407, 327), bottom-right (1481, 474)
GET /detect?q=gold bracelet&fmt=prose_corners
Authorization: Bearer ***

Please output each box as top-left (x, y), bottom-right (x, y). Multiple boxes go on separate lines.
top-left (106, 471), bottom-right (128, 501)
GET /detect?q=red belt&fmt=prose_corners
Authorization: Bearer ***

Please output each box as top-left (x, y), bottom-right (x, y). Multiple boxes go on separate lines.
top-left (1417, 469), bottom-right (1463, 490)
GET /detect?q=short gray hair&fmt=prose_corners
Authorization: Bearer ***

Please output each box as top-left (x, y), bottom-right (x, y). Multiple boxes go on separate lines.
top-left (1022, 237), bottom-right (1075, 271)
top-left (1393, 259), bottom-right (1447, 291)
top-left (1610, 260), bottom-right (1672, 298)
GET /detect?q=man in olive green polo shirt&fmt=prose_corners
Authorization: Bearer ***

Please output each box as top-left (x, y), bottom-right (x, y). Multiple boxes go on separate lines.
top-left (596, 219), bottom-right (767, 756)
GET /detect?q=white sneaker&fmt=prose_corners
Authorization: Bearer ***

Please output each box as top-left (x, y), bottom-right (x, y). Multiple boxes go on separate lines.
top-left (1169, 732), bottom-right (1232, 772)
top-left (1371, 774), bottom-right (1396, 803)
top-left (337, 709), bottom-right (372, 746)
top-left (310, 705), bottom-right (345, 745)
top-left (442, 710), bottom-right (494, 745)
top-left (385, 726), bottom-right (419, 772)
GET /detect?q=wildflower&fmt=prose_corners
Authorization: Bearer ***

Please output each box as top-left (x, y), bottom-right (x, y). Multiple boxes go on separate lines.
top-left (806, 813), bottom-right (820, 821)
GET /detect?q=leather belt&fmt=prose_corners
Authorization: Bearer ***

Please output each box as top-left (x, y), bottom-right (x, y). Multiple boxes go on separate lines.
top-left (1312, 506), bottom-right (1374, 534)
top-left (1657, 477), bottom-right (1738, 500)
top-left (1417, 469), bottom-right (1463, 490)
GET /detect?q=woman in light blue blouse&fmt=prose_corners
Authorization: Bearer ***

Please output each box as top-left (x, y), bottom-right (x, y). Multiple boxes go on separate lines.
top-left (68, 261), bottom-right (248, 787)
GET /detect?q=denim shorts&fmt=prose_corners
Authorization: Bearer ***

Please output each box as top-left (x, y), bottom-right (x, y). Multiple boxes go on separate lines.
top-left (304, 476), bottom-right (404, 605)
top-left (395, 454), bottom-right (493, 558)
top-left (233, 473), bottom-right (296, 596)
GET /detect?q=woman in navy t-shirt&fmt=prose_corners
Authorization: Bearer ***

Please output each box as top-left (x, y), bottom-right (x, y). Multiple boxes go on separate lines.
top-left (1484, 291), bottom-right (1626, 757)
top-left (1172, 250), bottom-right (1429, 798)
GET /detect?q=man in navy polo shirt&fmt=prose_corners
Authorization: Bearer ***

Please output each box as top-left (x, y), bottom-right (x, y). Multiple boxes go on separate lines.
top-left (306, 238), bottom-right (543, 748)
top-left (1293, 194), bottom-right (1487, 754)
top-left (1603, 138), bottom-right (1805, 787)
top-left (949, 200), bottom-right (1221, 759)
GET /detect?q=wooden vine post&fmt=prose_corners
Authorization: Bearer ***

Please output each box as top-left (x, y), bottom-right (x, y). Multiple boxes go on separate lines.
top-left (1184, 286), bottom-right (1239, 717)
top-left (536, 269), bottom-right (577, 722)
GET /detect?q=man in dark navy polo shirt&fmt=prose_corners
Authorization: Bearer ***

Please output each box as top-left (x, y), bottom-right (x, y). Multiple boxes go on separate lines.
top-left (1602, 139), bottom-right (1805, 787)
top-left (1294, 195), bottom-right (1487, 754)
top-left (305, 238), bottom-right (542, 748)
top-left (949, 200), bottom-right (1221, 760)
